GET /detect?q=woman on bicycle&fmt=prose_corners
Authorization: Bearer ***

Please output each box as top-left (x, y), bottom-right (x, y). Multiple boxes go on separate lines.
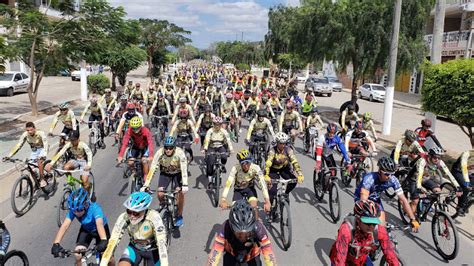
top-left (100, 192), bottom-right (168, 266)
top-left (52, 188), bottom-right (112, 265)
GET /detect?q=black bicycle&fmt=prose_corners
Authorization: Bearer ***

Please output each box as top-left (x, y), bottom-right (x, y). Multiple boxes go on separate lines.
top-left (440, 182), bottom-right (473, 220)
top-left (176, 133), bottom-right (193, 163)
top-left (206, 151), bottom-right (228, 207)
top-left (313, 164), bottom-right (342, 223)
top-left (150, 115), bottom-right (167, 147)
top-left (56, 246), bottom-right (99, 266)
top-left (117, 158), bottom-right (144, 194)
top-left (0, 223), bottom-right (29, 265)
top-left (340, 153), bottom-right (375, 188)
top-left (371, 223), bottom-right (409, 265)
top-left (249, 133), bottom-right (267, 170)
top-left (158, 179), bottom-right (180, 248)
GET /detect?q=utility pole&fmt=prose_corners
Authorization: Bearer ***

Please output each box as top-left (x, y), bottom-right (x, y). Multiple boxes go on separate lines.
top-left (241, 31), bottom-right (244, 42)
top-left (382, 0), bottom-right (402, 135)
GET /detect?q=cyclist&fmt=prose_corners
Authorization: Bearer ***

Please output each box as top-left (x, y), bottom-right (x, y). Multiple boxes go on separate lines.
top-left (111, 94), bottom-right (129, 120)
top-left (124, 80), bottom-right (135, 95)
top-left (117, 117), bottom-right (154, 182)
top-left (409, 147), bottom-right (462, 215)
top-left (355, 157), bottom-right (419, 231)
top-left (300, 94), bottom-right (318, 126)
top-left (329, 200), bottom-right (399, 266)
top-left (148, 92), bottom-right (172, 133)
top-left (221, 93), bottom-right (239, 132)
top-left (304, 107), bottom-right (324, 151)
top-left (171, 97), bottom-right (196, 124)
top-left (100, 192), bottom-right (169, 266)
top-left (115, 103), bottom-right (144, 140)
top-left (163, 84), bottom-right (176, 110)
top-left (48, 102), bottom-right (79, 140)
top-left (143, 136), bottom-right (188, 227)
top-left (361, 112), bottom-right (378, 141)
top-left (451, 150), bottom-right (474, 216)
top-left (174, 86), bottom-right (192, 104)
top-left (130, 83), bottom-right (145, 102)
top-left (245, 92), bottom-right (259, 119)
top-left (414, 119), bottom-right (443, 150)
top-left (344, 121), bottom-right (377, 157)
top-left (52, 188), bottom-right (112, 266)
top-left (193, 90), bottom-right (212, 116)
top-left (45, 131), bottom-right (93, 193)
top-left (207, 199), bottom-right (277, 266)
top-left (203, 116), bottom-right (234, 187)
top-left (0, 220), bottom-right (10, 260)
top-left (99, 89), bottom-right (116, 111)
top-left (256, 96), bottom-right (275, 120)
top-left (339, 104), bottom-right (359, 132)
top-left (315, 123), bottom-right (351, 177)
top-left (145, 86), bottom-right (157, 115)
top-left (3, 122), bottom-right (49, 187)
top-left (169, 109), bottom-right (199, 163)
top-left (392, 129), bottom-right (424, 167)
top-left (220, 149), bottom-right (271, 214)
top-left (196, 105), bottom-right (216, 149)
top-left (265, 132), bottom-right (304, 213)
top-left (278, 102), bottom-right (303, 144)
top-left (246, 109), bottom-right (275, 157)
top-left (80, 96), bottom-right (106, 148)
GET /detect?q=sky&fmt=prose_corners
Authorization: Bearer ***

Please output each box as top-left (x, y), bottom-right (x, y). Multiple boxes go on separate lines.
top-left (108, 0), bottom-right (300, 49)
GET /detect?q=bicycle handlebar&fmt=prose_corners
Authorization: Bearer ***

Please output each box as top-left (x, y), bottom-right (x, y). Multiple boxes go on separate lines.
top-left (58, 247), bottom-right (96, 258)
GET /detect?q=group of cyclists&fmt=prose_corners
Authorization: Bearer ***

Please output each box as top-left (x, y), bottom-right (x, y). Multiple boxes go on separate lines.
top-left (1, 62), bottom-right (472, 266)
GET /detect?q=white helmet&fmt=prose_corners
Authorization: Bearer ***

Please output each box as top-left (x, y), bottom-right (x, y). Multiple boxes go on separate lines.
top-left (275, 132), bottom-right (289, 144)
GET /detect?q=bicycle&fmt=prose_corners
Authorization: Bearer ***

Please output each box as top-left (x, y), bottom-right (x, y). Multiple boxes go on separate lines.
top-left (249, 133), bottom-right (267, 170)
top-left (313, 164), bottom-right (343, 223)
top-left (117, 158), bottom-right (144, 194)
top-left (56, 168), bottom-right (96, 227)
top-left (370, 223), bottom-right (409, 265)
top-left (268, 178), bottom-right (297, 251)
top-left (103, 111), bottom-right (116, 137)
top-left (441, 183), bottom-right (473, 219)
top-left (157, 179), bottom-right (180, 248)
top-left (206, 151), bottom-right (228, 207)
top-left (176, 133), bottom-right (193, 163)
top-left (57, 246), bottom-right (100, 266)
top-left (397, 188), bottom-right (459, 260)
top-left (82, 121), bottom-right (102, 156)
top-left (304, 126), bottom-right (319, 159)
top-left (340, 153), bottom-right (376, 187)
top-left (5, 158), bottom-right (57, 216)
top-left (0, 225), bottom-right (29, 265)
top-left (384, 166), bottom-right (411, 199)
top-left (150, 115), bottom-right (167, 147)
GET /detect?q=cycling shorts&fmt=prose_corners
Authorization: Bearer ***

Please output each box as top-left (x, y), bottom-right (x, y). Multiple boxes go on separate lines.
top-left (233, 186), bottom-right (258, 202)
top-left (120, 244), bottom-right (160, 266)
top-left (409, 179), bottom-right (440, 199)
top-left (158, 172), bottom-right (183, 191)
top-left (68, 159), bottom-right (90, 176)
top-left (76, 224), bottom-right (110, 247)
top-left (127, 148), bottom-right (150, 159)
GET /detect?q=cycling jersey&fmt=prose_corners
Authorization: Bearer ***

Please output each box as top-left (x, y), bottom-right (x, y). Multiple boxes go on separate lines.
top-left (116, 111), bottom-right (144, 135)
top-left (118, 127), bottom-right (154, 158)
top-left (145, 147), bottom-right (188, 188)
top-left (207, 220), bottom-right (276, 266)
top-left (194, 97), bottom-right (211, 111)
top-left (414, 127), bottom-right (443, 149)
top-left (49, 110), bottom-right (78, 133)
top-left (316, 134), bottom-right (350, 163)
top-left (393, 137), bottom-right (424, 164)
top-left (99, 94), bottom-right (116, 110)
top-left (246, 118), bottom-right (275, 141)
top-left (256, 101), bottom-right (275, 118)
top-left (66, 202), bottom-right (108, 232)
top-left (146, 91), bottom-right (157, 105)
top-left (264, 147), bottom-right (302, 179)
top-left (222, 163), bottom-right (269, 200)
top-left (149, 98), bottom-right (171, 116)
top-left (414, 158), bottom-right (459, 189)
top-left (363, 119), bottom-right (377, 140)
top-left (196, 113), bottom-right (216, 130)
top-left (8, 130), bottom-right (49, 157)
top-left (169, 119), bottom-right (198, 139)
top-left (246, 97), bottom-right (258, 108)
top-left (306, 114), bottom-right (324, 129)
top-left (51, 141), bottom-right (93, 167)
top-left (100, 210), bottom-right (168, 266)
top-left (344, 129), bottom-right (376, 152)
top-left (130, 88), bottom-right (145, 101)
top-left (278, 110), bottom-right (303, 132)
top-left (453, 150), bottom-right (474, 183)
top-left (171, 104), bottom-right (196, 123)
top-left (301, 99), bottom-right (317, 113)
top-left (354, 172), bottom-right (403, 204)
top-left (269, 98), bottom-right (282, 110)
top-left (221, 101), bottom-right (239, 118)
top-left (340, 110), bottom-right (359, 128)
top-left (80, 103), bottom-right (106, 120)
top-left (203, 128), bottom-right (233, 151)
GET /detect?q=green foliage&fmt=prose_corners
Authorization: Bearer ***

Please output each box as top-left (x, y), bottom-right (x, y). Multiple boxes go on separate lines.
top-left (215, 41), bottom-right (266, 66)
top-left (105, 45), bottom-right (146, 86)
top-left (178, 45), bottom-right (201, 61)
top-left (87, 73), bottom-right (110, 95)
top-left (235, 63), bottom-right (250, 71)
top-left (421, 59), bottom-right (474, 146)
top-left (276, 53), bottom-right (306, 71)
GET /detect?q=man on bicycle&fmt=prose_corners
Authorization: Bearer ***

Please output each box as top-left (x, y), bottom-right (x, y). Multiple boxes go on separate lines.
top-left (196, 105), bottom-right (216, 149)
top-left (392, 129), bottom-right (425, 168)
top-left (171, 97), bottom-right (196, 124)
top-left (330, 200), bottom-right (399, 266)
top-left (207, 200), bottom-right (277, 266)
top-left (414, 119), bottom-right (443, 150)
top-left (220, 149), bottom-right (271, 214)
top-left (145, 86), bottom-right (157, 115)
top-left (117, 117), bottom-right (154, 182)
top-left (52, 188), bottom-right (112, 265)
top-left (115, 103), bottom-right (144, 140)
top-left (100, 192), bottom-right (169, 266)
top-left (46, 131), bottom-right (93, 193)
top-left (80, 96), bottom-right (106, 149)
top-left (203, 116), bottom-right (234, 187)
top-left (344, 121), bottom-right (377, 157)
top-left (355, 157), bottom-right (419, 231)
top-left (278, 102), bottom-right (303, 144)
top-left (409, 147), bottom-right (461, 215)
top-left (304, 107), bottom-right (324, 151)
top-left (246, 109), bottom-right (275, 157)
top-left (143, 136), bottom-right (188, 227)
top-left (169, 109), bottom-right (199, 163)
top-left (339, 104), bottom-right (359, 132)
top-left (451, 150), bottom-right (473, 216)
top-left (265, 132), bottom-right (304, 213)
top-left (315, 123), bottom-right (352, 176)
top-left (194, 90), bottom-right (212, 116)
top-left (221, 93), bottom-right (240, 131)
top-left (48, 102), bottom-right (79, 139)
top-left (301, 94), bottom-right (318, 125)
top-left (99, 89), bottom-right (116, 112)
top-left (361, 112), bottom-right (378, 141)
top-left (148, 92), bottom-right (172, 133)
top-left (3, 122), bottom-right (50, 187)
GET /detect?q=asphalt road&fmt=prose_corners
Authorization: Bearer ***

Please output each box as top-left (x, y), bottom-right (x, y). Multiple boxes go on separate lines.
top-left (1, 90), bottom-right (473, 266)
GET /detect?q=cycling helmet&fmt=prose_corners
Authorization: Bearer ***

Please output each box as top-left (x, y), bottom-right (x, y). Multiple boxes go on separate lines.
top-left (347, 104), bottom-right (355, 111)
top-left (257, 109), bottom-right (267, 118)
top-left (200, 90), bottom-right (206, 95)
top-left (179, 109), bottom-right (189, 118)
top-left (354, 120), bottom-right (363, 130)
top-left (213, 116), bottom-right (223, 124)
top-left (123, 191), bottom-right (152, 212)
top-left (275, 132), bottom-right (289, 144)
top-left (421, 119), bottom-right (432, 127)
top-left (363, 112), bottom-right (371, 121)
top-left (158, 92), bottom-right (164, 97)
top-left (164, 136), bottom-right (176, 147)
top-left (59, 102), bottom-right (69, 109)
top-left (353, 200), bottom-right (381, 224)
top-left (326, 123), bottom-right (338, 134)
top-left (129, 116), bottom-right (142, 129)
top-left (404, 129), bottom-right (417, 142)
top-left (104, 88), bottom-right (111, 93)
top-left (271, 91), bottom-right (277, 96)
top-left (236, 149), bottom-right (252, 163)
top-left (67, 188), bottom-right (89, 213)
top-left (135, 83), bottom-right (141, 87)
top-left (229, 199), bottom-right (256, 233)
top-left (225, 93), bottom-right (233, 99)
top-left (90, 97), bottom-right (98, 104)
top-left (126, 103), bottom-right (136, 110)
top-left (261, 96), bottom-right (269, 103)
top-left (428, 147), bottom-right (444, 157)
top-left (69, 131), bottom-right (80, 141)
top-left (120, 94), bottom-right (129, 100)
top-left (179, 97), bottom-right (187, 103)
top-left (377, 157), bottom-right (396, 173)
top-left (204, 105), bottom-right (212, 112)
top-left (310, 107), bottom-right (318, 113)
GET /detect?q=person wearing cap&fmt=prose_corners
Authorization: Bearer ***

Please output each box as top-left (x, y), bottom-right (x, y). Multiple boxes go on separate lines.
top-left (115, 103), bottom-right (144, 141)
top-left (149, 92), bottom-right (172, 132)
top-left (99, 89), bottom-right (116, 112)
top-left (81, 96), bottom-right (107, 148)
top-left (169, 109), bottom-right (199, 163)
top-left (414, 118), bottom-right (444, 150)
top-left (195, 105), bottom-right (216, 148)
top-left (329, 200), bottom-right (400, 266)
top-left (49, 102), bottom-right (79, 139)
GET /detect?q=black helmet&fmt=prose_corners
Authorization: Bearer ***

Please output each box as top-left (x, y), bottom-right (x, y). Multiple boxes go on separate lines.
top-left (347, 104), bottom-right (355, 111)
top-left (404, 129), bottom-right (417, 142)
top-left (377, 157), bottom-right (396, 173)
top-left (229, 199), bottom-right (256, 233)
top-left (257, 109), bottom-right (267, 118)
top-left (204, 104), bottom-right (212, 112)
top-left (428, 147), bottom-right (444, 157)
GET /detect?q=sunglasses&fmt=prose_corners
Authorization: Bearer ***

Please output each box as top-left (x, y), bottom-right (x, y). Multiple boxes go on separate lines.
top-left (126, 209), bottom-right (142, 217)
top-left (363, 223), bottom-right (377, 227)
top-left (73, 207), bottom-right (85, 213)
top-left (164, 146), bottom-right (175, 151)
top-left (381, 171), bottom-right (395, 176)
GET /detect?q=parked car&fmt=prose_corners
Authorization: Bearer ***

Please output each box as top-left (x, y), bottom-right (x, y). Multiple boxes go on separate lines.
top-left (58, 69), bottom-right (71, 77)
top-left (296, 73), bottom-right (307, 83)
top-left (305, 77), bottom-right (332, 97)
top-left (0, 71), bottom-right (30, 97)
top-left (358, 83), bottom-right (386, 102)
top-left (71, 69), bottom-right (91, 81)
top-left (326, 76), bottom-right (343, 92)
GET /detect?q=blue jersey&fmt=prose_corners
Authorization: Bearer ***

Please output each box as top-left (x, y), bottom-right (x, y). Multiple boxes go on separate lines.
top-left (67, 202), bottom-right (108, 233)
top-left (319, 134), bottom-right (350, 162)
top-left (354, 172), bottom-right (403, 203)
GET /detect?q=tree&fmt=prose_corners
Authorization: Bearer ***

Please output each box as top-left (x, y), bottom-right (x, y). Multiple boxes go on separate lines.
top-left (421, 59), bottom-right (474, 148)
top-left (0, 36), bottom-right (6, 72)
top-left (178, 45), bottom-right (200, 61)
top-left (139, 19), bottom-right (191, 77)
top-left (105, 45), bottom-right (146, 89)
top-left (215, 41), bottom-right (266, 66)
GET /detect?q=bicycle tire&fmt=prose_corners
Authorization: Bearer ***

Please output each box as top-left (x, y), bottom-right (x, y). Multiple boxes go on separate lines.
top-left (11, 175), bottom-right (33, 216)
top-left (211, 168), bottom-right (220, 208)
top-left (104, 120), bottom-right (110, 137)
top-left (40, 166), bottom-right (58, 196)
top-left (431, 211), bottom-right (459, 260)
top-left (89, 133), bottom-right (97, 156)
top-left (364, 156), bottom-right (374, 172)
top-left (234, 124), bottom-right (239, 143)
top-left (439, 182), bottom-right (459, 219)
top-left (57, 189), bottom-right (72, 227)
top-left (89, 173), bottom-right (96, 202)
top-left (313, 169), bottom-right (324, 201)
top-left (280, 199), bottom-right (292, 250)
top-left (2, 249), bottom-right (29, 266)
top-left (355, 169), bottom-right (366, 188)
top-left (339, 158), bottom-right (351, 187)
top-left (379, 253), bottom-right (406, 266)
top-left (329, 182), bottom-right (341, 223)
top-left (162, 210), bottom-right (173, 247)
top-left (397, 190), bottom-right (411, 225)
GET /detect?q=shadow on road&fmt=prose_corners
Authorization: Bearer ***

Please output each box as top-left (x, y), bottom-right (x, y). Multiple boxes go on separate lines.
top-left (265, 219), bottom-right (286, 251)
top-left (291, 186), bottom-right (316, 205)
top-left (118, 181), bottom-right (129, 197)
top-left (314, 237), bottom-right (334, 266)
top-left (204, 223), bottom-right (222, 253)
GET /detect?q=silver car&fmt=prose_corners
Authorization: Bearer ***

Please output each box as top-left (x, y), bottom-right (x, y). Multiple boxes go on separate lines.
top-left (327, 76), bottom-right (343, 92)
top-left (0, 72), bottom-right (30, 97)
top-left (305, 77), bottom-right (332, 97)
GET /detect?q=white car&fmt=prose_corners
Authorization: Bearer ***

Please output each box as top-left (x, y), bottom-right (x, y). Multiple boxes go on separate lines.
top-left (296, 74), bottom-right (307, 83)
top-left (326, 76), bottom-right (343, 92)
top-left (358, 83), bottom-right (386, 102)
top-left (0, 72), bottom-right (30, 97)
top-left (71, 70), bottom-right (91, 81)
top-left (305, 77), bottom-right (332, 97)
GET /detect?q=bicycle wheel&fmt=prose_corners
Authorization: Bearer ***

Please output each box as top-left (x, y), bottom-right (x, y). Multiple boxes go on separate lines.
top-left (364, 156), bottom-right (374, 172)
top-left (129, 174), bottom-right (138, 194)
top-left (57, 189), bottom-right (71, 227)
top-left (380, 253), bottom-right (406, 266)
top-left (431, 211), bottom-right (459, 260)
top-left (311, 137), bottom-right (317, 160)
top-left (439, 182), bottom-right (458, 219)
top-left (89, 133), bottom-right (97, 156)
top-left (313, 169), bottom-right (324, 201)
top-left (10, 175), bottom-right (33, 216)
top-left (2, 250), bottom-right (29, 266)
top-left (328, 182), bottom-right (341, 223)
top-left (279, 199), bottom-right (292, 250)
top-left (355, 169), bottom-right (366, 188)
top-left (339, 158), bottom-right (351, 187)
top-left (234, 123), bottom-right (239, 143)
top-left (41, 169), bottom-right (58, 196)
top-left (397, 191), bottom-right (411, 225)
top-left (88, 173), bottom-right (96, 202)
top-left (104, 120), bottom-right (110, 137)
top-left (161, 210), bottom-right (173, 247)
top-left (211, 168), bottom-right (220, 208)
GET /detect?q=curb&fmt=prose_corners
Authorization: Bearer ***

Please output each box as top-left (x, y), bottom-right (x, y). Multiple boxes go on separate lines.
top-left (340, 88), bottom-right (421, 111)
